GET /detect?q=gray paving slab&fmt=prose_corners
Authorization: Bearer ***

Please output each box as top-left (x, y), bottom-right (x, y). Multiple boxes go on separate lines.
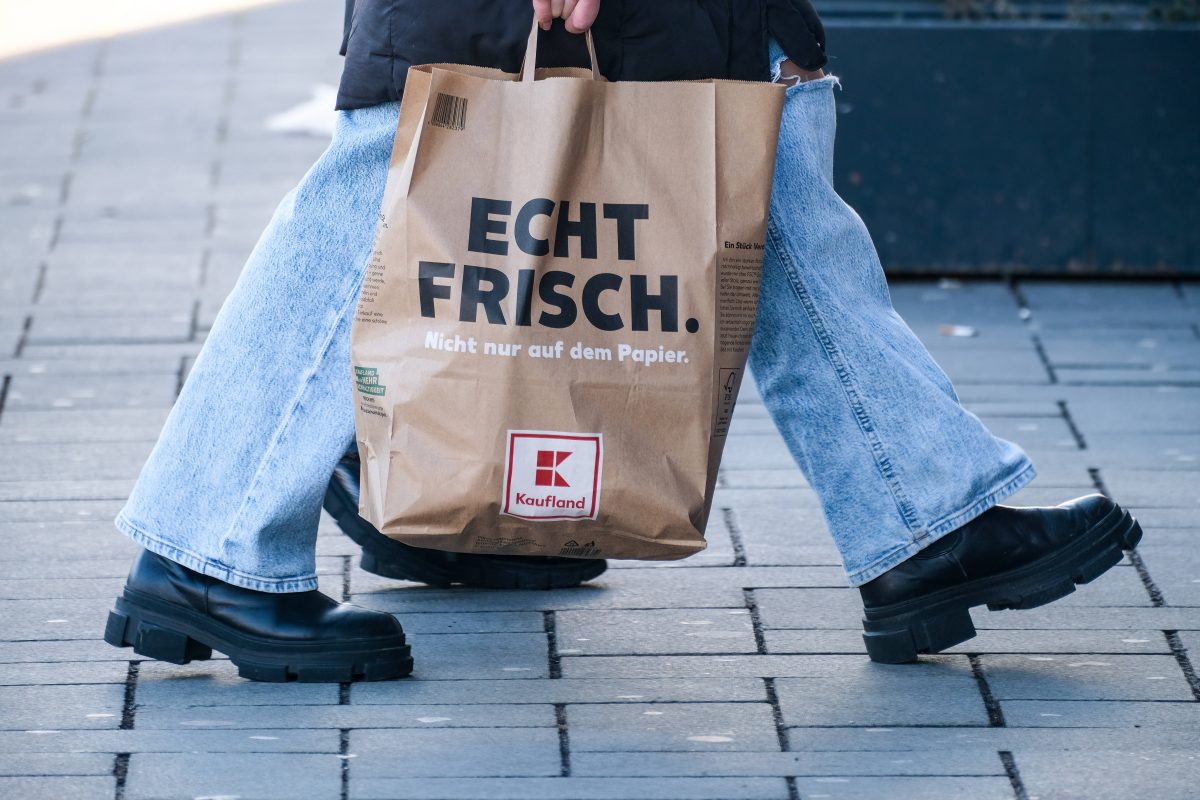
top-left (382, 611), bottom-right (546, 635)
top-left (2, 373), bottom-right (178, 411)
top-left (0, 438), bottom-right (154, 482)
top-left (0, 523), bottom-right (138, 562)
top-left (789, 776), bottom-right (1015, 799)
top-left (568, 703), bottom-right (780, 752)
top-left (765, 628), bottom-right (1174, 655)
top-left (0, 480), bottom-right (134, 502)
top-left (0, 684), bottom-right (123, 730)
top-left (351, 678), bottom-right (768, 706)
top-left (980, 654), bottom-right (1194, 701)
top-left (126, 753), bottom-right (341, 800)
top-left (0, 577), bottom-right (125, 600)
top-left (0, 556), bottom-right (137, 580)
top-left (0, 639), bottom-right (133, 664)
top-left (26, 313), bottom-right (193, 345)
top-left (1001, 699), bottom-right (1200, 728)
top-left (352, 776), bottom-right (791, 800)
top-left (1135, 527), bottom-right (1200, 549)
top-left (1126, 507), bottom-right (1200, 528)
top-left (0, 752), bottom-right (114, 776)
top-left (970, 605), bottom-right (1200, 631)
top-left (1041, 337), bottom-right (1200, 369)
top-left (1016, 748), bottom-right (1200, 800)
top-left (774, 660), bottom-right (988, 728)
top-left (0, 408), bottom-right (169, 444)
top-left (1058, 366), bottom-right (1200, 385)
top-left (350, 727), bottom-right (561, 778)
top-left (718, 499), bottom-right (842, 567)
top-left (0, 727), bottom-right (339, 754)
top-left (0, 660), bottom-right (128, 686)
top-left (1097, 468), bottom-right (1200, 507)
top-left (0, 355), bottom-right (183, 377)
top-left (403, 633), bottom-right (550, 680)
top-left (555, 608), bottom-right (758, 656)
top-left (561, 654), bottom-right (978, 684)
top-left (135, 702), bottom-right (552, 731)
top-left (572, 749), bottom-right (1003, 777)
top-left (1133, 548), bottom-right (1200, 606)
top-left (782, 724), bottom-right (1198, 752)
top-left (0, 775), bottom-right (115, 800)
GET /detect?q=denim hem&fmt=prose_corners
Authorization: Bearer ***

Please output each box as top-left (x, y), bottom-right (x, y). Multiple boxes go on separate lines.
top-left (843, 459), bottom-right (1039, 587)
top-left (114, 512), bottom-right (320, 594)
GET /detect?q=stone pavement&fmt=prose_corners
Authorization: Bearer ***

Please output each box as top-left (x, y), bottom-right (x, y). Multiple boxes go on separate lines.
top-left (1, 2), bottom-right (1198, 799)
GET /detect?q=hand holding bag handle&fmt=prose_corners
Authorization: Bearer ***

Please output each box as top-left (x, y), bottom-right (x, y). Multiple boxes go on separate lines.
top-left (521, 20), bottom-right (601, 83)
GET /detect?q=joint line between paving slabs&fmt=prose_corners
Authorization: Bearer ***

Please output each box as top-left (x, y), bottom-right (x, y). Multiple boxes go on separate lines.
top-left (339, 728), bottom-right (351, 800)
top-left (1056, 400), bottom-right (1087, 449)
top-left (1030, 334), bottom-right (1058, 384)
top-left (1008, 280), bottom-right (1058, 384)
top-left (1163, 632), bottom-right (1200, 702)
top-left (112, 752), bottom-right (131, 800)
top-left (341, 555), bottom-right (353, 602)
top-left (175, 356), bottom-right (190, 398)
top-left (1089, 468), bottom-right (1166, 607)
top-left (0, 374), bottom-right (11, 423)
top-left (555, 704), bottom-right (571, 777)
top-left (120, 660), bottom-right (140, 730)
top-left (544, 611), bottom-right (562, 679)
top-left (999, 751), bottom-right (1030, 800)
top-left (763, 678), bottom-right (798, 797)
top-left (723, 507), bottom-right (748, 567)
top-left (743, 589), bottom-right (768, 654)
top-left (968, 654), bottom-right (1006, 727)
top-left (30, 263), bottom-right (48, 305)
top-left (189, 299), bottom-right (202, 342)
top-left (13, 316), bottom-right (32, 357)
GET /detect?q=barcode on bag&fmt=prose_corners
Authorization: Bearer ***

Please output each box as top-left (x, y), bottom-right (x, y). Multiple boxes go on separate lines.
top-left (430, 93), bottom-right (468, 131)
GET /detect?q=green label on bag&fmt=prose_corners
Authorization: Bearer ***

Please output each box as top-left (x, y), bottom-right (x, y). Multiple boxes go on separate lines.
top-left (354, 366), bottom-right (386, 397)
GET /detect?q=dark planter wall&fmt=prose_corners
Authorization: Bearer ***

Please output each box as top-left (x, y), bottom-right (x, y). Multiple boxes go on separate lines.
top-left (825, 23), bottom-right (1200, 275)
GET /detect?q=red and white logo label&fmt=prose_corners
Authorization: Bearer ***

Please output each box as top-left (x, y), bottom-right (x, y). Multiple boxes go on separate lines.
top-left (502, 430), bottom-right (603, 521)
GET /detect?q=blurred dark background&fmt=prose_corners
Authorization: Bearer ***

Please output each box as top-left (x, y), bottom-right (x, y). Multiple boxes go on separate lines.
top-left (824, 0), bottom-right (1200, 275)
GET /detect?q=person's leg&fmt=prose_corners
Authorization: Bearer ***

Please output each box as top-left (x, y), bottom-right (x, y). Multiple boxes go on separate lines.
top-left (750, 53), bottom-right (1035, 587)
top-left (114, 103), bottom-right (400, 592)
top-left (104, 103), bottom-right (414, 681)
top-left (752, 46), bottom-right (1140, 663)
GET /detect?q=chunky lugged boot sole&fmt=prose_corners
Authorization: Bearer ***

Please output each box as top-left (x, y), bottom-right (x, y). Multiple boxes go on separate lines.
top-left (861, 503), bottom-right (1143, 665)
top-left (104, 591), bottom-right (413, 682)
top-left (358, 549), bottom-right (608, 590)
top-left (324, 472), bottom-right (608, 590)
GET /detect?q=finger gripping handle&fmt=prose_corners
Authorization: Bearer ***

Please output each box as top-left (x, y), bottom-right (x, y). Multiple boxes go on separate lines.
top-left (522, 19), bottom-right (600, 83)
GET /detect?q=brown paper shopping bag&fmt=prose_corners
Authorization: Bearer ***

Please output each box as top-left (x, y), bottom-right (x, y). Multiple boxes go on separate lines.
top-left (350, 24), bottom-right (784, 560)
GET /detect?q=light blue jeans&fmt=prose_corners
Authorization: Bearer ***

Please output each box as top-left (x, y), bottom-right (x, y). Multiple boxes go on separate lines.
top-left (116, 53), bottom-right (1035, 592)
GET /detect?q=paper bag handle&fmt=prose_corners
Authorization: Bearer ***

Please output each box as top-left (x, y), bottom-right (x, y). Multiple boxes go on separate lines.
top-left (521, 20), bottom-right (601, 83)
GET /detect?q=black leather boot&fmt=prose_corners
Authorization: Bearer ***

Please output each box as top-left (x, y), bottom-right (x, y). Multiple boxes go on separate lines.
top-left (325, 452), bottom-right (608, 589)
top-left (104, 549), bottom-right (413, 682)
top-left (859, 494), bottom-right (1142, 664)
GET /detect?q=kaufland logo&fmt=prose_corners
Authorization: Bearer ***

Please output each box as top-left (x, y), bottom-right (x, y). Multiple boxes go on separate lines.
top-left (502, 431), bottom-right (602, 521)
